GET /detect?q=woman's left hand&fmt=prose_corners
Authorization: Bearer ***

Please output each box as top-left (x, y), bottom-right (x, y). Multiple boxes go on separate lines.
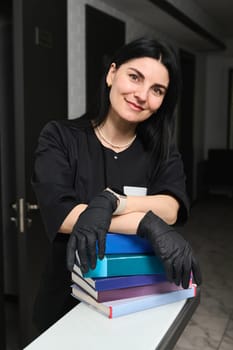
top-left (66, 190), bottom-right (118, 273)
top-left (137, 211), bottom-right (202, 289)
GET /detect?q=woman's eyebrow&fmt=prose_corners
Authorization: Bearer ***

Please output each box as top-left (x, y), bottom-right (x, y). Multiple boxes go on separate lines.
top-left (153, 83), bottom-right (168, 91)
top-left (128, 67), bottom-right (144, 79)
top-left (128, 67), bottom-right (168, 90)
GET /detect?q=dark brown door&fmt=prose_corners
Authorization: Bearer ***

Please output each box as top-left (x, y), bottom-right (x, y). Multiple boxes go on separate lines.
top-left (13, 0), bottom-right (67, 347)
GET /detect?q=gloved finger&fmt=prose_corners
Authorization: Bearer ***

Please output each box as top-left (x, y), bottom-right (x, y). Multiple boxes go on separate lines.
top-left (173, 259), bottom-right (183, 286)
top-left (86, 234), bottom-right (97, 270)
top-left (66, 235), bottom-right (77, 272)
top-left (97, 231), bottom-right (106, 260)
top-left (181, 254), bottom-right (192, 289)
top-left (163, 259), bottom-right (174, 283)
top-left (191, 255), bottom-right (202, 285)
top-left (77, 234), bottom-right (89, 273)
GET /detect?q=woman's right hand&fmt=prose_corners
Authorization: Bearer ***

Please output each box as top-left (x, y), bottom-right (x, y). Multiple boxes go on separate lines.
top-left (66, 190), bottom-right (118, 273)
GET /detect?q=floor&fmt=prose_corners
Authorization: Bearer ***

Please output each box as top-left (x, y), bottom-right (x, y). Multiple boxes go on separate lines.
top-left (4, 195), bottom-right (233, 350)
top-left (5, 297), bottom-right (18, 350)
top-left (174, 195), bottom-right (233, 350)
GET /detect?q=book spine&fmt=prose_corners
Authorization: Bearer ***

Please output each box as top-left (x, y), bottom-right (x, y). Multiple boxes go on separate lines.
top-left (105, 233), bottom-right (153, 254)
top-left (109, 286), bottom-right (196, 318)
top-left (84, 254), bottom-right (164, 278)
top-left (97, 281), bottom-right (187, 302)
top-left (94, 274), bottom-right (167, 291)
top-left (73, 266), bottom-right (168, 291)
top-left (71, 284), bottom-right (196, 319)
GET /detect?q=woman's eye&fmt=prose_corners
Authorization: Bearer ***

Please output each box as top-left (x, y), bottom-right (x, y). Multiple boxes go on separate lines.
top-left (152, 87), bottom-right (164, 96)
top-left (129, 73), bottom-right (139, 81)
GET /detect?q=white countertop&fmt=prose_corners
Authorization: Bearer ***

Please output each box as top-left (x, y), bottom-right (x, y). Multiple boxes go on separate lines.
top-left (24, 299), bottom-right (187, 350)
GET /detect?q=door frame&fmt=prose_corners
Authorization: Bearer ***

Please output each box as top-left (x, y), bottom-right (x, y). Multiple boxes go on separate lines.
top-left (13, 0), bottom-right (29, 346)
top-left (227, 68), bottom-right (233, 149)
top-left (0, 138), bottom-right (6, 350)
top-left (178, 49), bottom-right (196, 201)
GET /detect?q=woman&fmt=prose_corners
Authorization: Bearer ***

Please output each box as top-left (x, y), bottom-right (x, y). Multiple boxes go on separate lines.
top-left (32, 37), bottom-right (201, 332)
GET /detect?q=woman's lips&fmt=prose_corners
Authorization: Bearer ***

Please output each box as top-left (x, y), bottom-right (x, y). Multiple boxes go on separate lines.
top-left (125, 99), bottom-right (144, 111)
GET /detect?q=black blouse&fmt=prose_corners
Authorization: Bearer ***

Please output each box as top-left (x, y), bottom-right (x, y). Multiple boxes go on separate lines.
top-left (31, 116), bottom-right (190, 332)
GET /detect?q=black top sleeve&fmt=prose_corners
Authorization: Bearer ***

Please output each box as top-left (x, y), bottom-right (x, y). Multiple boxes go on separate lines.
top-left (148, 143), bottom-right (190, 223)
top-left (31, 121), bottom-right (79, 241)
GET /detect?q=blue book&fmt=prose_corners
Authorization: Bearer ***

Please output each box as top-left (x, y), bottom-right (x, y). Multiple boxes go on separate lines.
top-left (77, 254), bottom-right (165, 278)
top-left (71, 284), bottom-right (197, 318)
top-left (104, 233), bottom-right (153, 254)
top-left (72, 267), bottom-right (167, 291)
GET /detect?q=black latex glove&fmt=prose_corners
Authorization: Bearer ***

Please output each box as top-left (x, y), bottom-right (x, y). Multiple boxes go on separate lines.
top-left (137, 211), bottom-right (202, 289)
top-left (66, 190), bottom-right (118, 273)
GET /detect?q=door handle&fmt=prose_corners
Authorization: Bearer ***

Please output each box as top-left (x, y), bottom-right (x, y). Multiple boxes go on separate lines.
top-left (27, 203), bottom-right (39, 211)
top-left (10, 199), bottom-right (39, 232)
top-left (10, 198), bottom-right (25, 233)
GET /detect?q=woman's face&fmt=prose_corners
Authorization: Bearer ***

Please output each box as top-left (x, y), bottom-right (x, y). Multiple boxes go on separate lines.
top-left (106, 57), bottom-right (169, 124)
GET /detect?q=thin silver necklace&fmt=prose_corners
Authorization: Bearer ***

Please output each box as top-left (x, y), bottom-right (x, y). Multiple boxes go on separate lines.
top-left (96, 126), bottom-right (136, 149)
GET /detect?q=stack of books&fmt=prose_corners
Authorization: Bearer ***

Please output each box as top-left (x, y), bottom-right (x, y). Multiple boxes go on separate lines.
top-left (71, 233), bottom-right (196, 318)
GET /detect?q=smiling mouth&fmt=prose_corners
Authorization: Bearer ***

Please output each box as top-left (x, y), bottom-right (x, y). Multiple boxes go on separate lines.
top-left (125, 99), bottom-right (144, 111)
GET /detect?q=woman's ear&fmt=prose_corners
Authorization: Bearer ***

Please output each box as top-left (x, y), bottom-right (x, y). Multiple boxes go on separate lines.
top-left (106, 63), bottom-right (116, 87)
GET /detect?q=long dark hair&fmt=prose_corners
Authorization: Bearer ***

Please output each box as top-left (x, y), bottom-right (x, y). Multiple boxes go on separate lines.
top-left (86, 37), bottom-right (181, 161)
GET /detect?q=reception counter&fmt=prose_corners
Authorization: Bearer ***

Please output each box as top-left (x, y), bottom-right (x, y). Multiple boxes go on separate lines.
top-left (24, 288), bottom-right (200, 350)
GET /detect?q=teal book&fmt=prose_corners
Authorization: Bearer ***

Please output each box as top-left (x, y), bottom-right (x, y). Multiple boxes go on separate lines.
top-left (78, 254), bottom-right (165, 278)
top-left (71, 284), bottom-right (197, 318)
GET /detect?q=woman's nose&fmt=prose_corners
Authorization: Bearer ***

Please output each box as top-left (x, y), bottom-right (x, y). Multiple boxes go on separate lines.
top-left (134, 86), bottom-right (148, 101)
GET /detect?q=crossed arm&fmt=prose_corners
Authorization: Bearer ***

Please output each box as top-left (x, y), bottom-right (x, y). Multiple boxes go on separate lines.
top-left (59, 194), bottom-right (179, 234)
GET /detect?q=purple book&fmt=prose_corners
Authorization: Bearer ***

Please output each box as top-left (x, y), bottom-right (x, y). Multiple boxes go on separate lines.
top-left (81, 280), bottom-right (189, 302)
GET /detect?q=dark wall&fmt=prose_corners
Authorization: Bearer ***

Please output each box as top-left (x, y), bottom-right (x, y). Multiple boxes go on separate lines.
top-left (85, 5), bottom-right (125, 111)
